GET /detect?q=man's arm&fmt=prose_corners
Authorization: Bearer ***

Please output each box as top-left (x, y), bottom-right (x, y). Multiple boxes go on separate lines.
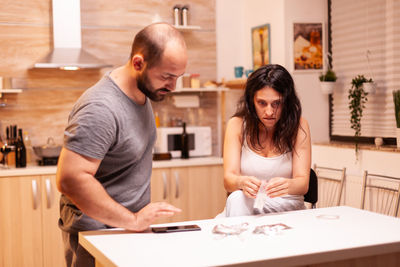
top-left (56, 147), bottom-right (180, 232)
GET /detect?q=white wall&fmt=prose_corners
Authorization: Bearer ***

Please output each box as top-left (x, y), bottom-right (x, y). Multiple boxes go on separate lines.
top-left (216, 0), bottom-right (247, 81)
top-left (216, 0), bottom-right (329, 143)
top-left (285, 0), bottom-right (329, 143)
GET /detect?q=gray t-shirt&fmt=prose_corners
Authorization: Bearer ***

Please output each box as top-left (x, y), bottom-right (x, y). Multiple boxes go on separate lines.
top-left (59, 73), bottom-right (156, 234)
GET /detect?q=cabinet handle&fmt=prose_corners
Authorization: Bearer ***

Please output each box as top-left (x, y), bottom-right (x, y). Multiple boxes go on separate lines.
top-left (162, 171), bottom-right (168, 200)
top-left (45, 178), bottom-right (52, 209)
top-left (32, 179), bottom-right (40, 210)
top-left (175, 171), bottom-right (180, 199)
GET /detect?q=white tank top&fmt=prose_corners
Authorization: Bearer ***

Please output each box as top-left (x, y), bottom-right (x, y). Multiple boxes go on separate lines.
top-left (241, 139), bottom-right (292, 180)
top-left (241, 139), bottom-right (304, 204)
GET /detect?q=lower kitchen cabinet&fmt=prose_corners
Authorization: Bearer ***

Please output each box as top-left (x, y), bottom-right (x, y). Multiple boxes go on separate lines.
top-left (0, 174), bottom-right (65, 267)
top-left (151, 164), bottom-right (227, 224)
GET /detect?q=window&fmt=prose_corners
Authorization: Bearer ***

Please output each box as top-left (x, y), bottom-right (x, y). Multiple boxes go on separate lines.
top-left (330, 0), bottom-right (399, 144)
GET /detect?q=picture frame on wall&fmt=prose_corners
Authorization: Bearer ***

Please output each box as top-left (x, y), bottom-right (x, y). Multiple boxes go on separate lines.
top-left (251, 23), bottom-right (271, 71)
top-left (293, 22), bottom-right (323, 71)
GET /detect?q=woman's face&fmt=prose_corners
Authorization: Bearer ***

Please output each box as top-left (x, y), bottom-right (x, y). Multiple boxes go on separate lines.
top-left (253, 86), bottom-right (282, 129)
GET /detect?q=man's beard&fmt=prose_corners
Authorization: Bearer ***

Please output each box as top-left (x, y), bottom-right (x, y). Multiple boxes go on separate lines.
top-left (137, 71), bottom-right (170, 102)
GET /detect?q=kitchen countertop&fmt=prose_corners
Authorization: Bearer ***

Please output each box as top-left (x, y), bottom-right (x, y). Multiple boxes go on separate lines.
top-left (79, 206), bottom-right (400, 267)
top-left (0, 157), bottom-right (223, 177)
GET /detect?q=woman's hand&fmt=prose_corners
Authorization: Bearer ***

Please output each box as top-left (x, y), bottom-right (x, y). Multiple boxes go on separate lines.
top-left (238, 176), bottom-right (261, 199)
top-left (265, 177), bottom-right (291, 198)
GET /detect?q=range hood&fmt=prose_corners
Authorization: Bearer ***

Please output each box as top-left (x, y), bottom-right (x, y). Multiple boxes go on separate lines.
top-left (34, 0), bottom-right (112, 70)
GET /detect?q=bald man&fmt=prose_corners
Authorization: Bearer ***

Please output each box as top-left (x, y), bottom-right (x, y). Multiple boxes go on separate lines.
top-left (56, 23), bottom-right (187, 267)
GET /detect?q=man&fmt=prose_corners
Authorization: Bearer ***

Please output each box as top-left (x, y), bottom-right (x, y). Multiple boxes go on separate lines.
top-left (56, 22), bottom-right (187, 267)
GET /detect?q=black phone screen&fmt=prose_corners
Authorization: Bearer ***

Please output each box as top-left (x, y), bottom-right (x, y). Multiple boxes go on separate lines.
top-left (151, 224), bottom-right (201, 233)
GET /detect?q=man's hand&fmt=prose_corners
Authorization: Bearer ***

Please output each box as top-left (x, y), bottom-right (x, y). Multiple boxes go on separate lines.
top-left (238, 176), bottom-right (261, 199)
top-left (130, 202), bottom-right (182, 232)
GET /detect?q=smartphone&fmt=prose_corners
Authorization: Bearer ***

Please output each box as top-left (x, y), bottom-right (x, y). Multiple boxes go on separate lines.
top-left (151, 224), bottom-right (201, 233)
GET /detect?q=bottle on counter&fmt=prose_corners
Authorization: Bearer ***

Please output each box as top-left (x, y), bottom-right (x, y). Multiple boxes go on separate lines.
top-left (154, 112), bottom-right (160, 128)
top-left (7, 125), bottom-right (16, 167)
top-left (181, 122), bottom-right (189, 159)
top-left (23, 131), bottom-right (33, 165)
top-left (15, 128), bottom-right (26, 168)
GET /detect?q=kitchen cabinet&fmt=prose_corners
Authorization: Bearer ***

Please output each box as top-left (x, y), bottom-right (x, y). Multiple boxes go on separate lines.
top-left (151, 164), bottom-right (226, 223)
top-left (0, 174), bottom-right (64, 267)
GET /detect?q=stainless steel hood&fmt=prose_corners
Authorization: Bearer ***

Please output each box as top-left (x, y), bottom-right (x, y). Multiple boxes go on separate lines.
top-left (34, 0), bottom-right (112, 70)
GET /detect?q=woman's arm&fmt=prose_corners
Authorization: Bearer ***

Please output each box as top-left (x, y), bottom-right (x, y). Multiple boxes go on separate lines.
top-left (265, 117), bottom-right (311, 197)
top-left (223, 117), bottom-right (261, 198)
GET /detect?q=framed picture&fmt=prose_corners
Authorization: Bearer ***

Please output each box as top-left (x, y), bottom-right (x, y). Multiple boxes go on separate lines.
top-left (293, 22), bottom-right (323, 71)
top-left (251, 24), bottom-right (271, 70)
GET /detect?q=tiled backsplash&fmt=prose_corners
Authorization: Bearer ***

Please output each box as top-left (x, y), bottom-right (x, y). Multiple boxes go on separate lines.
top-left (0, 0), bottom-right (218, 154)
top-left (1, 89), bottom-right (221, 156)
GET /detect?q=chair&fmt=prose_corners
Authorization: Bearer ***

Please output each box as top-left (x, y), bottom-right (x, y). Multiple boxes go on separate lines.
top-left (313, 164), bottom-right (346, 208)
top-left (361, 171), bottom-right (400, 217)
top-left (304, 169), bottom-right (318, 209)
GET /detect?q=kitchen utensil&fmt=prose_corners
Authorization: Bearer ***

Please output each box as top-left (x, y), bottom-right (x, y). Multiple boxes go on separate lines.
top-left (33, 137), bottom-right (62, 158)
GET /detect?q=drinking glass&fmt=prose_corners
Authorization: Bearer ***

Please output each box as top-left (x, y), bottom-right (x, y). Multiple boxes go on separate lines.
top-left (0, 143), bottom-right (15, 169)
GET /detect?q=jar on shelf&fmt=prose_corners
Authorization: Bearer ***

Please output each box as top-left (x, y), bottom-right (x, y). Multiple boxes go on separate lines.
top-left (190, 74), bottom-right (200, 88)
top-left (182, 74), bottom-right (191, 88)
top-left (173, 5), bottom-right (181, 26)
top-left (181, 5), bottom-right (189, 26)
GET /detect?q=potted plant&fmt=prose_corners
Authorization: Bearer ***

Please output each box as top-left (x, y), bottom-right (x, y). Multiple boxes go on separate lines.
top-left (319, 69), bottom-right (337, 95)
top-left (393, 90), bottom-right (400, 148)
top-left (348, 75), bottom-right (369, 157)
top-left (362, 77), bottom-right (375, 94)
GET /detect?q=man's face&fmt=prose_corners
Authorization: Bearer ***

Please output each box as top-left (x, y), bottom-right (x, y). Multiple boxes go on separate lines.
top-left (136, 69), bottom-right (167, 102)
top-left (137, 43), bottom-right (187, 102)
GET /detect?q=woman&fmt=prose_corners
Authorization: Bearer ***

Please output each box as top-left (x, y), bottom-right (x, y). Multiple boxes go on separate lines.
top-left (222, 64), bottom-right (311, 217)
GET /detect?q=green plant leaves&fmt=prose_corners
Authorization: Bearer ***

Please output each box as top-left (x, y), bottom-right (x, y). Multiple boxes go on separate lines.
top-left (348, 75), bottom-right (370, 156)
top-left (319, 69), bottom-right (337, 82)
top-left (393, 90), bottom-right (400, 128)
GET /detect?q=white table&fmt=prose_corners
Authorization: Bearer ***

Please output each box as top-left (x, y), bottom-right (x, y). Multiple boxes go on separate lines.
top-left (79, 206), bottom-right (400, 267)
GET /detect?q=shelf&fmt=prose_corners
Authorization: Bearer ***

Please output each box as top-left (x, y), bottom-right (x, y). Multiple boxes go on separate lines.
top-left (0, 89), bottom-right (22, 93)
top-left (224, 79), bottom-right (246, 89)
top-left (173, 87), bottom-right (229, 93)
top-left (173, 25), bottom-right (202, 31)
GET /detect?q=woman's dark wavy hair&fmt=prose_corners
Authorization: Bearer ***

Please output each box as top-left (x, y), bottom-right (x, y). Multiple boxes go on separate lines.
top-left (234, 64), bottom-right (302, 153)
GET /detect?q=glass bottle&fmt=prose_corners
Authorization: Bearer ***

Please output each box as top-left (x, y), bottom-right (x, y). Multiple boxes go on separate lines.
top-left (23, 131), bottom-right (33, 165)
top-left (181, 122), bottom-right (189, 159)
top-left (15, 128), bottom-right (26, 168)
top-left (154, 112), bottom-right (160, 128)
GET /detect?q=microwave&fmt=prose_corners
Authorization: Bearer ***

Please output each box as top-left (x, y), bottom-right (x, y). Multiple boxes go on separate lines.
top-left (154, 126), bottom-right (212, 158)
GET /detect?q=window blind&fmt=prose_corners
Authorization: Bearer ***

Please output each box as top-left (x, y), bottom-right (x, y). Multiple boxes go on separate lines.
top-left (331, 0), bottom-right (400, 138)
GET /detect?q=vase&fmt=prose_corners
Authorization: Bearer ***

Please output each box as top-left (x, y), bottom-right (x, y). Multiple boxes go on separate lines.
top-left (320, 81), bottom-right (335, 95)
top-left (397, 128), bottom-right (400, 148)
top-left (374, 137), bottom-right (383, 147)
top-left (363, 82), bottom-right (375, 94)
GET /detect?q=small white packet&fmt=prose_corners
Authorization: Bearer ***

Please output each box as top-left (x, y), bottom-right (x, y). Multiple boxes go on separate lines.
top-left (253, 180), bottom-right (269, 214)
